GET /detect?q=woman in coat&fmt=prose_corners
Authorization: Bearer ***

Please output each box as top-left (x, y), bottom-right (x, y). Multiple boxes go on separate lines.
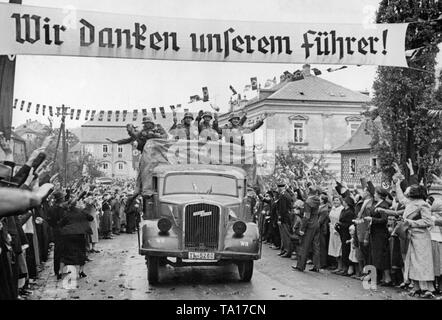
top-left (328, 196), bottom-right (343, 272)
top-left (395, 180), bottom-right (435, 298)
top-left (59, 203), bottom-right (93, 278)
top-left (84, 194), bottom-right (99, 253)
top-left (429, 199), bottom-right (442, 293)
top-left (364, 187), bottom-right (392, 286)
top-left (335, 195), bottom-right (355, 275)
top-left (100, 194), bottom-right (113, 239)
top-left (318, 195), bottom-right (331, 269)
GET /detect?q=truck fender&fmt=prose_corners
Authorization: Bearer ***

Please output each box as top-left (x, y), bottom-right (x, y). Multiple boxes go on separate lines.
top-left (141, 220), bottom-right (180, 251)
top-left (223, 222), bottom-right (259, 253)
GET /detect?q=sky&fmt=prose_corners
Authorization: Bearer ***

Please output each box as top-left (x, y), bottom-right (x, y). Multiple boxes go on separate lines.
top-left (0, 0), bottom-right (413, 129)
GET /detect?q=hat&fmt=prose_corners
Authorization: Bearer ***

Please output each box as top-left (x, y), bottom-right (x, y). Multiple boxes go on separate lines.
top-left (142, 116), bottom-right (154, 124)
top-left (202, 111), bottom-right (213, 119)
top-left (228, 112), bottom-right (241, 122)
top-left (343, 195), bottom-right (355, 208)
top-left (375, 187), bottom-right (389, 200)
top-left (183, 112), bottom-right (194, 120)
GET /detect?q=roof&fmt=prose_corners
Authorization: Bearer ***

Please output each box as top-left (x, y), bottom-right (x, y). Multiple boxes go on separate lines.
top-left (246, 75), bottom-right (371, 106)
top-left (334, 122), bottom-right (372, 153)
top-left (152, 164), bottom-right (247, 179)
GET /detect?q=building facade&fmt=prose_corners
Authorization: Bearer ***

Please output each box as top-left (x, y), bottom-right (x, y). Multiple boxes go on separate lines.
top-left (334, 121), bottom-right (383, 188)
top-left (218, 65), bottom-right (371, 180)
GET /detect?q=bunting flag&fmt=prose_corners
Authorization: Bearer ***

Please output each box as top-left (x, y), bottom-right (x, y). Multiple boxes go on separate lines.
top-left (244, 85), bottom-right (251, 92)
top-left (405, 46), bottom-right (426, 60)
top-left (19, 100), bottom-right (24, 111)
top-left (202, 87), bottom-right (209, 102)
top-left (35, 104), bottom-right (40, 114)
top-left (326, 66), bottom-right (348, 72)
top-left (115, 110), bottom-right (120, 122)
top-left (56, 107), bottom-right (61, 117)
top-left (26, 102), bottom-right (32, 113)
top-left (98, 110), bottom-right (104, 121)
top-left (107, 110), bottom-right (112, 122)
top-left (169, 105), bottom-right (175, 111)
top-left (42, 105), bottom-right (46, 116)
top-left (49, 106), bottom-right (53, 117)
top-left (13, 98), bottom-right (17, 109)
top-left (122, 110), bottom-right (127, 121)
top-left (132, 109), bottom-right (138, 121)
top-left (85, 110), bottom-right (90, 121)
top-left (151, 108), bottom-right (157, 120)
top-left (184, 108), bottom-right (189, 112)
top-left (312, 68), bottom-right (322, 76)
top-left (90, 110), bottom-right (96, 121)
top-left (176, 104), bottom-right (181, 109)
top-left (159, 106), bottom-right (166, 118)
top-left (142, 108), bottom-right (147, 117)
top-left (76, 109), bottom-right (81, 120)
top-left (251, 77), bottom-right (258, 90)
top-left (189, 95), bottom-right (201, 103)
top-left (229, 85), bottom-right (237, 95)
top-left (70, 108), bottom-right (75, 120)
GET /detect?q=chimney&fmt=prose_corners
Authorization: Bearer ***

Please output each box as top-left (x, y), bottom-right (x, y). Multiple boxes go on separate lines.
top-left (302, 64), bottom-right (311, 77)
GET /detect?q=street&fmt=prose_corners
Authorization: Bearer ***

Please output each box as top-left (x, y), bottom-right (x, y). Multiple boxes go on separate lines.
top-left (30, 233), bottom-right (413, 300)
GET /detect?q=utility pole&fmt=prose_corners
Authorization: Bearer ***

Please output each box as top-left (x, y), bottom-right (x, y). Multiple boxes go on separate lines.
top-left (52, 105), bottom-right (69, 187)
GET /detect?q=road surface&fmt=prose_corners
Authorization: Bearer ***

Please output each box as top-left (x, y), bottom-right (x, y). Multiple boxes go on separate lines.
top-left (29, 233), bottom-right (414, 300)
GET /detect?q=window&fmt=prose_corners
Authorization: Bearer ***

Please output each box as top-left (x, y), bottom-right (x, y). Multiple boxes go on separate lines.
top-left (118, 163), bottom-right (124, 170)
top-left (118, 146), bottom-right (123, 153)
top-left (164, 173), bottom-right (238, 197)
top-left (294, 122), bottom-right (304, 143)
top-left (102, 144), bottom-right (108, 153)
top-left (347, 121), bottom-right (361, 138)
top-left (371, 158), bottom-right (378, 168)
top-left (102, 163), bottom-right (109, 170)
top-left (349, 158), bottom-right (356, 174)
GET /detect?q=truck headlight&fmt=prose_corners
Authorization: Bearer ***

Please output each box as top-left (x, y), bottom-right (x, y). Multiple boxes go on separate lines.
top-left (158, 218), bottom-right (172, 234)
top-left (233, 221), bottom-right (247, 237)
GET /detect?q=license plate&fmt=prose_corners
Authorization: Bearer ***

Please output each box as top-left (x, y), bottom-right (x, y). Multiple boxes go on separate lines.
top-left (188, 252), bottom-right (215, 260)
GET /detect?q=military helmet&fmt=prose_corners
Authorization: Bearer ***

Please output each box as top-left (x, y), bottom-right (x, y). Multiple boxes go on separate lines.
top-left (142, 116), bottom-right (154, 124)
top-left (183, 112), bottom-right (194, 120)
top-left (228, 112), bottom-right (241, 122)
top-left (202, 111), bottom-right (213, 119)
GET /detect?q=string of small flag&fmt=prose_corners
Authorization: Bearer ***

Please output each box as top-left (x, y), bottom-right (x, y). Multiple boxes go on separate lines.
top-left (12, 87), bottom-right (215, 122)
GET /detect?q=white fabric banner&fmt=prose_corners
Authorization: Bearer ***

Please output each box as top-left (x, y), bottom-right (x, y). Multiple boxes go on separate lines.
top-left (0, 3), bottom-right (409, 67)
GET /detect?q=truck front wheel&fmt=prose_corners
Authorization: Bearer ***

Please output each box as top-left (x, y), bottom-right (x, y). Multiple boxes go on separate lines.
top-left (237, 260), bottom-right (253, 282)
top-left (147, 256), bottom-right (159, 284)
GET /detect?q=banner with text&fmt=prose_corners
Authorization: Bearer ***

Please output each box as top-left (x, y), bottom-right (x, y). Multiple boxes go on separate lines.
top-left (0, 3), bottom-right (409, 67)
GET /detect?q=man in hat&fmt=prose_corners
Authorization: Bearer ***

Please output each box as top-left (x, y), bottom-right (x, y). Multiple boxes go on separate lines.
top-left (221, 111), bottom-right (267, 145)
top-left (107, 117), bottom-right (167, 152)
top-left (293, 185), bottom-right (321, 272)
top-left (195, 110), bottom-right (220, 141)
top-left (275, 182), bottom-right (293, 258)
top-left (169, 112), bottom-right (199, 140)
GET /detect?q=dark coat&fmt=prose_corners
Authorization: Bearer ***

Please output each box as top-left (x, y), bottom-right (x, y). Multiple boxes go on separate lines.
top-left (276, 192), bottom-right (292, 225)
top-left (59, 206), bottom-right (93, 236)
top-left (369, 200), bottom-right (391, 270)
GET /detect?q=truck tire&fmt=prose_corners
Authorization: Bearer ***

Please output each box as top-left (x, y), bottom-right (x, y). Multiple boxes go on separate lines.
top-left (237, 260), bottom-right (253, 282)
top-left (147, 256), bottom-right (159, 284)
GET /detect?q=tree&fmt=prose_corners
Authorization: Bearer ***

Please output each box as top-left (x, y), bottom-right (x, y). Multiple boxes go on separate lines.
top-left (261, 143), bottom-right (335, 190)
top-left (370, 0), bottom-right (442, 184)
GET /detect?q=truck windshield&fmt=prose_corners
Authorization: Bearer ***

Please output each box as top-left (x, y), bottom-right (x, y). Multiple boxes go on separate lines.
top-left (164, 173), bottom-right (238, 197)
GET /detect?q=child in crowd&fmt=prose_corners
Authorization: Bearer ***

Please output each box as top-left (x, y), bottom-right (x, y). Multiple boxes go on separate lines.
top-left (347, 224), bottom-right (360, 277)
top-left (290, 206), bottom-right (303, 260)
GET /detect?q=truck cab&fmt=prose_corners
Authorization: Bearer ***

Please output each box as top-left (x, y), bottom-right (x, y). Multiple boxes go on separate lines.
top-left (139, 164), bottom-right (261, 284)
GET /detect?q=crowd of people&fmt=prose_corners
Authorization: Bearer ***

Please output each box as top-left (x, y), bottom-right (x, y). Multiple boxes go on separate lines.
top-left (0, 134), bottom-right (143, 300)
top-left (253, 159), bottom-right (442, 299)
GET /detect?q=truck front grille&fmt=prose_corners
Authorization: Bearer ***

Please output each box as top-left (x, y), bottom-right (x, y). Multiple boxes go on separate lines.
top-left (184, 203), bottom-right (220, 251)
